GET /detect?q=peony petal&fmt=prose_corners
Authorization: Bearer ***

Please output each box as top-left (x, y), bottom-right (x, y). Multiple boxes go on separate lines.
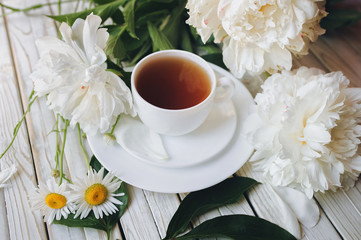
top-left (347, 155), bottom-right (361, 172)
top-left (0, 164), bottom-right (17, 188)
top-left (265, 183), bottom-right (302, 239)
top-left (222, 38), bottom-right (264, 78)
top-left (82, 14), bottom-right (108, 65)
top-left (59, 22), bottom-right (88, 63)
top-left (343, 88), bottom-right (361, 103)
top-left (304, 123), bottom-right (331, 143)
top-left (262, 44), bottom-right (292, 74)
top-left (272, 186), bottom-right (320, 227)
top-left (113, 115), bottom-right (168, 161)
top-left (185, 0), bottom-right (225, 43)
top-left (36, 36), bottom-right (82, 63)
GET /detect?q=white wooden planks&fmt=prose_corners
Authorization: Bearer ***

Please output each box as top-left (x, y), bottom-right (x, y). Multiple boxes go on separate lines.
top-left (143, 191), bottom-right (181, 238)
top-left (120, 186), bottom-right (161, 239)
top-left (310, 36), bottom-right (360, 87)
top-left (0, 5), bottom-right (47, 240)
top-left (237, 161), bottom-right (344, 240)
top-left (1, 1), bottom-right (361, 240)
top-left (1, 0), bottom-right (121, 239)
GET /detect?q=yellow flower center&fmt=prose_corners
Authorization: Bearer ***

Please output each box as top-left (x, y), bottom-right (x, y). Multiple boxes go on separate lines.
top-left (85, 184), bottom-right (108, 206)
top-left (45, 193), bottom-right (67, 209)
top-left (259, 4), bottom-right (271, 13)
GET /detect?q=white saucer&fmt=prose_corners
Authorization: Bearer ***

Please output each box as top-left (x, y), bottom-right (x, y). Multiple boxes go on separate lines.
top-left (88, 63), bottom-right (255, 193)
top-left (136, 99), bottom-right (237, 168)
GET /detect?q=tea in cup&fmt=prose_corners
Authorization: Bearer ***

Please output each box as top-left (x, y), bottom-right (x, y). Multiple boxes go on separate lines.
top-left (131, 50), bottom-right (234, 136)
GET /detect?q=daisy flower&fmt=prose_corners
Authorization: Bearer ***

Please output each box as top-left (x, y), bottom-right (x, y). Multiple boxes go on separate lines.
top-left (71, 168), bottom-right (124, 219)
top-left (29, 180), bottom-right (75, 224)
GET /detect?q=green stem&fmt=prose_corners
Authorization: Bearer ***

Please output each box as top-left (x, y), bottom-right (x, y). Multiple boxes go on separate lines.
top-left (77, 123), bottom-right (90, 170)
top-left (262, 71), bottom-right (271, 79)
top-left (54, 114), bottom-right (60, 170)
top-left (106, 229), bottom-right (111, 240)
top-left (57, 0), bottom-right (62, 15)
top-left (58, 119), bottom-right (69, 186)
top-left (110, 115), bottom-right (121, 135)
top-left (28, 89), bottom-right (35, 101)
top-left (63, 175), bottom-right (72, 184)
top-left (0, 0), bottom-right (76, 16)
top-left (0, 96), bottom-right (37, 160)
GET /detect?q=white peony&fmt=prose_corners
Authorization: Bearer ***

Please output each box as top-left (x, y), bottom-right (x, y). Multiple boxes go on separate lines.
top-left (245, 67), bottom-right (361, 198)
top-left (31, 14), bottom-right (136, 135)
top-left (185, 0), bottom-right (227, 44)
top-left (186, 0), bottom-right (327, 78)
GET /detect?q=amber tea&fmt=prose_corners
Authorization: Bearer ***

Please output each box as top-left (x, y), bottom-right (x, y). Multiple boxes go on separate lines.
top-left (135, 56), bottom-right (212, 110)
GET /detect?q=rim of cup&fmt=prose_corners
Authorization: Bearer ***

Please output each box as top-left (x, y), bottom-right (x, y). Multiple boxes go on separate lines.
top-left (131, 49), bottom-right (217, 113)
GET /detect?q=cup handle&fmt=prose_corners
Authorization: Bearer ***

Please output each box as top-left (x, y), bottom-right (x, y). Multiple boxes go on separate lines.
top-left (214, 77), bottom-right (235, 104)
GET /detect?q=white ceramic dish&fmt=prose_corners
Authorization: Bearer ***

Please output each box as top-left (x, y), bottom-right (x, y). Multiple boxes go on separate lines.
top-left (131, 98), bottom-right (237, 168)
top-left (88, 63), bottom-right (255, 193)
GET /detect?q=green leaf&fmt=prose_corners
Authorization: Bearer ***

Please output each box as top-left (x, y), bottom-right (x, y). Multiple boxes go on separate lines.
top-left (147, 21), bottom-right (174, 51)
top-left (129, 40), bottom-right (152, 65)
top-left (119, 26), bottom-right (150, 51)
top-left (90, 155), bottom-right (104, 172)
top-left (174, 215), bottom-right (296, 240)
top-left (123, 0), bottom-right (138, 39)
top-left (164, 177), bottom-right (259, 240)
top-left (321, 9), bottom-right (361, 30)
top-left (91, 0), bottom-right (116, 4)
top-left (135, 1), bottom-right (174, 18)
top-left (201, 53), bottom-right (227, 69)
top-left (53, 212), bottom-right (107, 231)
top-left (198, 45), bottom-right (221, 55)
top-left (48, 9), bottom-right (92, 26)
top-left (106, 59), bottom-right (132, 89)
top-left (48, 0), bottom-right (126, 25)
top-left (149, 0), bottom-right (174, 3)
top-left (105, 25), bottom-right (127, 59)
top-left (180, 26), bottom-right (193, 52)
top-left (161, 0), bottom-right (187, 47)
top-left (136, 9), bottom-right (170, 27)
top-left (325, 0), bottom-right (343, 8)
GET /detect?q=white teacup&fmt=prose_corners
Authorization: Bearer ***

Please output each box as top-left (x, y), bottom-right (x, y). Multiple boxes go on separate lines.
top-left (131, 50), bottom-right (234, 136)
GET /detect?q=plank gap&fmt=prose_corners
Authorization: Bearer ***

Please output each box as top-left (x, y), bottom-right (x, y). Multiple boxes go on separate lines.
top-left (244, 193), bottom-right (259, 218)
top-left (43, 219), bottom-right (50, 240)
top-left (117, 222), bottom-right (127, 240)
top-left (313, 197), bottom-right (344, 240)
top-left (141, 190), bottom-right (162, 239)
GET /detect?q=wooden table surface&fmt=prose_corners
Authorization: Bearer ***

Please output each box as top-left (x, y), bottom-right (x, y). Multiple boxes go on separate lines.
top-left (1, 1), bottom-right (361, 240)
